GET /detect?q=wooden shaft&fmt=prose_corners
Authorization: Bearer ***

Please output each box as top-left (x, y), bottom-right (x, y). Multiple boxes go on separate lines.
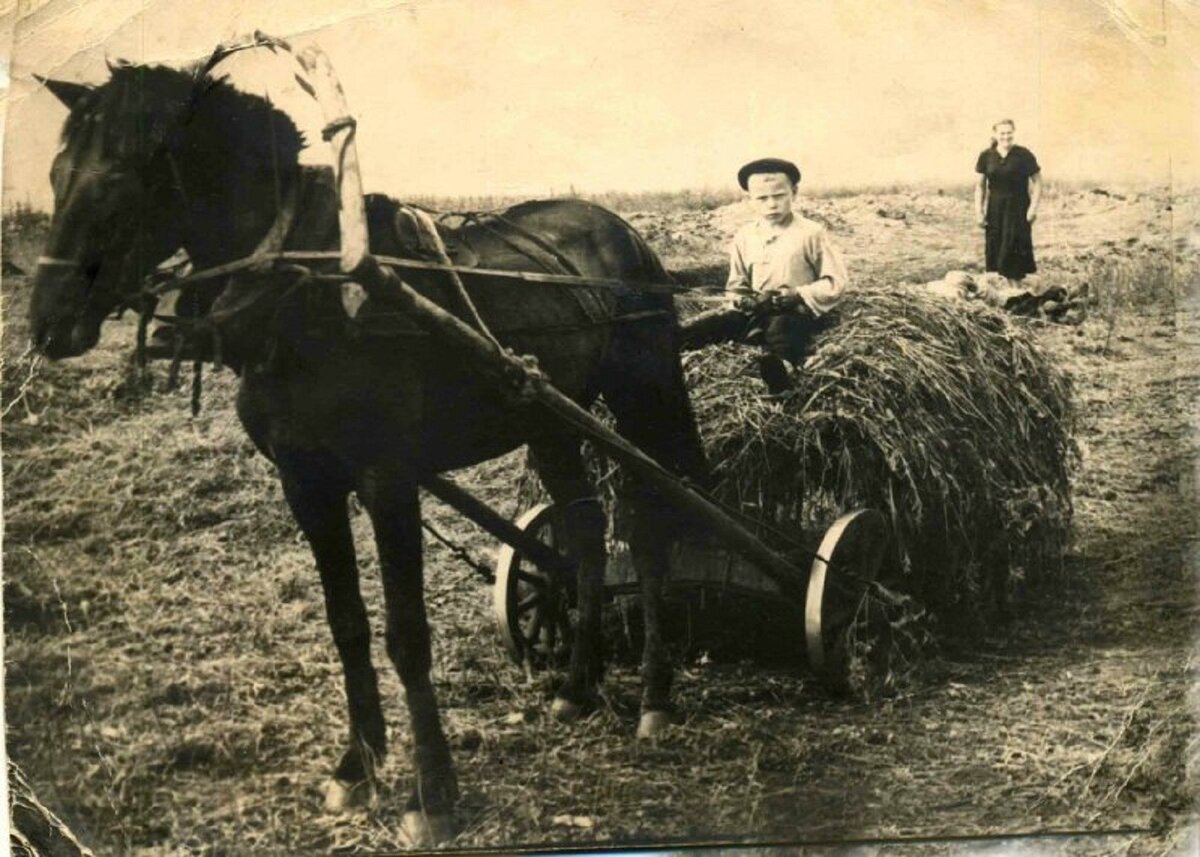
top-left (355, 255), bottom-right (808, 599)
top-left (295, 46), bottom-right (369, 273)
top-left (422, 475), bottom-right (575, 576)
top-left (408, 206), bottom-right (500, 346)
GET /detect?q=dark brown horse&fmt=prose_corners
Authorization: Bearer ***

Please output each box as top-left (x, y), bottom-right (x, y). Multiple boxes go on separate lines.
top-left (29, 44), bottom-right (706, 843)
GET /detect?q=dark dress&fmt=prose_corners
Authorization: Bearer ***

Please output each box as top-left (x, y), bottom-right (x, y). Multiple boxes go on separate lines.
top-left (975, 144), bottom-right (1040, 279)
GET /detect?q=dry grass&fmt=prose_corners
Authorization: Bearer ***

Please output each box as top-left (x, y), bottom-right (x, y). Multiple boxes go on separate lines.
top-left (516, 289), bottom-right (1077, 693)
top-left (539, 289), bottom-right (1075, 646)
top-left (681, 291), bottom-right (1075, 629)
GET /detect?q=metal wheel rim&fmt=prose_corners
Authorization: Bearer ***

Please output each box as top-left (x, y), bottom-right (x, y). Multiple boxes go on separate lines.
top-left (804, 508), bottom-right (889, 684)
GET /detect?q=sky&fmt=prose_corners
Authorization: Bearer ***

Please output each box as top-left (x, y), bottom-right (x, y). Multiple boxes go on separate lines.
top-left (1, 0), bottom-right (1199, 209)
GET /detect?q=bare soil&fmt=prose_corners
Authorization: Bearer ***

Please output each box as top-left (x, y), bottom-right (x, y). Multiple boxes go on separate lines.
top-left (3, 185), bottom-right (1197, 854)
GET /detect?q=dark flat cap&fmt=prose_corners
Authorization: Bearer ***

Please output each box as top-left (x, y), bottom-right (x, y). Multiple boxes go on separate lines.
top-left (737, 158), bottom-right (801, 190)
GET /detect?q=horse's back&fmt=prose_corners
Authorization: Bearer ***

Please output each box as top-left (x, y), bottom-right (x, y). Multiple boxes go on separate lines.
top-left (485, 199), bottom-right (669, 282)
top-left (363, 194), bottom-right (673, 363)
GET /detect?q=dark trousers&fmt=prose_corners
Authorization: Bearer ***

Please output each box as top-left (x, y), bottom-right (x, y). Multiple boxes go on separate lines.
top-left (681, 308), bottom-right (824, 393)
top-left (683, 308), bottom-right (822, 363)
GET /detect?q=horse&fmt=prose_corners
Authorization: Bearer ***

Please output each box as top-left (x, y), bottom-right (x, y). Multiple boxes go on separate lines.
top-left (29, 41), bottom-right (708, 844)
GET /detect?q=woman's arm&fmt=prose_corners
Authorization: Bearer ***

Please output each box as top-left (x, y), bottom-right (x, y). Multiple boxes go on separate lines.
top-left (974, 174), bottom-right (988, 227)
top-left (1027, 171), bottom-right (1042, 223)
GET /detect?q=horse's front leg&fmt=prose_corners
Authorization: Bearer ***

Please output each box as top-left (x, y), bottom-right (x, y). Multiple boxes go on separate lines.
top-left (359, 472), bottom-right (458, 846)
top-left (276, 452), bottom-right (386, 810)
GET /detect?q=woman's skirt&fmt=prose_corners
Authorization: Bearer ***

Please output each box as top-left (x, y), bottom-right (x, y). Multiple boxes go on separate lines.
top-left (985, 194), bottom-right (1036, 279)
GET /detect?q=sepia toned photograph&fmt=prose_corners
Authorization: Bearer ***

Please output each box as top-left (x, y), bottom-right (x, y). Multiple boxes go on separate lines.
top-left (1, 0), bottom-right (1197, 853)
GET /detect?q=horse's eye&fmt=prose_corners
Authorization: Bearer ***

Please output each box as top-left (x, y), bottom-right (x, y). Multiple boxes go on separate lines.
top-left (98, 170), bottom-right (134, 191)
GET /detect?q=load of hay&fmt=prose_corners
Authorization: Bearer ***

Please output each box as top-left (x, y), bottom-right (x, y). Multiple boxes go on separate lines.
top-left (518, 286), bottom-right (1074, 655)
top-left (679, 287), bottom-right (1075, 632)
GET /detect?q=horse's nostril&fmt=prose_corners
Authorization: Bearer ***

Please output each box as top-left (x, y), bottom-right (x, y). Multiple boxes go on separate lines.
top-left (33, 324), bottom-right (57, 355)
top-left (30, 315), bottom-right (78, 358)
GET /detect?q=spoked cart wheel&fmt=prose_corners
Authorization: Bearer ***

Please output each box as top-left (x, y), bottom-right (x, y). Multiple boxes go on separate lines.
top-left (804, 509), bottom-right (890, 690)
top-left (492, 503), bottom-right (575, 668)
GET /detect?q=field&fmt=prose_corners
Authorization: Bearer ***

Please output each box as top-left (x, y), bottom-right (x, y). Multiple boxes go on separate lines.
top-left (3, 183), bottom-right (1198, 854)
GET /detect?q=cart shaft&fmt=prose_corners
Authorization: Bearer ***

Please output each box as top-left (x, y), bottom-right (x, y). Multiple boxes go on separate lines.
top-left (423, 475), bottom-right (575, 576)
top-left (355, 256), bottom-right (809, 601)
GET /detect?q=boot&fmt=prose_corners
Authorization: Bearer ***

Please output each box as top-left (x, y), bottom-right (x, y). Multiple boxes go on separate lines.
top-left (757, 354), bottom-right (793, 395)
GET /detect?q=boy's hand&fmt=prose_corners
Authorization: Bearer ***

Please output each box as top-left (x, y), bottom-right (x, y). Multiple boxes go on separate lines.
top-left (769, 290), bottom-right (808, 312)
top-left (734, 294), bottom-right (760, 312)
top-left (733, 291), bottom-right (812, 315)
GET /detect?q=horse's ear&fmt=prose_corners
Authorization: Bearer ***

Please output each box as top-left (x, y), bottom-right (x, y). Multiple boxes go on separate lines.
top-left (105, 56), bottom-right (133, 73)
top-left (34, 75), bottom-right (93, 108)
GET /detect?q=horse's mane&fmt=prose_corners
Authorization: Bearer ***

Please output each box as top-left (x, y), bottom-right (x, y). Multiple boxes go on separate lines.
top-left (181, 69), bottom-right (306, 170)
top-left (60, 61), bottom-right (305, 170)
top-left (60, 64), bottom-right (194, 159)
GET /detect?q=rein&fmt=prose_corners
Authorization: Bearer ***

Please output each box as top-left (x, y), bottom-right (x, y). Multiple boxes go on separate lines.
top-left (128, 33), bottom-right (717, 416)
top-left (144, 250), bottom-right (697, 299)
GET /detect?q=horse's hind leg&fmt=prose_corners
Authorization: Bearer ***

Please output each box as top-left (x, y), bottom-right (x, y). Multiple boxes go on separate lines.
top-left (602, 332), bottom-right (709, 737)
top-left (275, 450), bottom-right (386, 810)
top-left (528, 433), bottom-right (608, 720)
top-left (358, 471), bottom-right (458, 846)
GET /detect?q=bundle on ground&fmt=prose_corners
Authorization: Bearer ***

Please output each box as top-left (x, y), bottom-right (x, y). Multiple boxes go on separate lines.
top-left (679, 287), bottom-right (1075, 630)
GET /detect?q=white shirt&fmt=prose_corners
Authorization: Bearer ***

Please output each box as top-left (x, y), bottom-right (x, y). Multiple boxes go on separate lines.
top-left (726, 213), bottom-right (849, 316)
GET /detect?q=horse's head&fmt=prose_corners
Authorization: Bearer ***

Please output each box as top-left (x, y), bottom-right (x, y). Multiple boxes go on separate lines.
top-left (30, 63), bottom-right (194, 358)
top-left (30, 46), bottom-right (311, 359)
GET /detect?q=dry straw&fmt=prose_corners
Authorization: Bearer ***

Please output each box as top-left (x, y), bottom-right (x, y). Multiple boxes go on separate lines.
top-left (520, 288), bottom-right (1075, 637)
top-left (676, 288), bottom-right (1075, 631)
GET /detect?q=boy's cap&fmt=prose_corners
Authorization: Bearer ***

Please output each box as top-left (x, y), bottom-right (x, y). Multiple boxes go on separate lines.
top-left (737, 158), bottom-right (801, 190)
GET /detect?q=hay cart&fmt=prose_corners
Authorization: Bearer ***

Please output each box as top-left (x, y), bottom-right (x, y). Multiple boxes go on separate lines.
top-left (492, 501), bottom-right (888, 684)
top-left (150, 35), bottom-right (891, 690)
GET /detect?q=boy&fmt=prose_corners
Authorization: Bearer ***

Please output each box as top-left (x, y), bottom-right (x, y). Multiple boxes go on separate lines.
top-left (684, 158), bottom-right (849, 393)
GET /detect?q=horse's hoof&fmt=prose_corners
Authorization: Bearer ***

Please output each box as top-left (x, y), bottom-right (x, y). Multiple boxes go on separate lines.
top-left (636, 710), bottom-right (674, 739)
top-left (323, 778), bottom-right (376, 812)
top-left (550, 696), bottom-right (582, 723)
top-left (401, 809), bottom-right (457, 847)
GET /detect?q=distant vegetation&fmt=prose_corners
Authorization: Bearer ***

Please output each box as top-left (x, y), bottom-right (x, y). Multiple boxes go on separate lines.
top-left (393, 178), bottom-right (1182, 215)
top-left (2, 202), bottom-right (52, 274)
top-left (402, 184), bottom-right (977, 213)
top-left (402, 186), bottom-right (745, 214)
top-left (2, 201), bottom-right (51, 237)
top-left (5, 179), bottom-right (1181, 230)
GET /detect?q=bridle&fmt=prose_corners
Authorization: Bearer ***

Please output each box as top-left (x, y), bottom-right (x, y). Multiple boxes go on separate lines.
top-left (35, 256), bottom-right (82, 271)
top-left (38, 32), bottom-right (306, 329)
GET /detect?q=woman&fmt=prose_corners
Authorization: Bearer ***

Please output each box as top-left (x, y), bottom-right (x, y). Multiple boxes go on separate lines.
top-left (974, 119), bottom-right (1042, 283)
